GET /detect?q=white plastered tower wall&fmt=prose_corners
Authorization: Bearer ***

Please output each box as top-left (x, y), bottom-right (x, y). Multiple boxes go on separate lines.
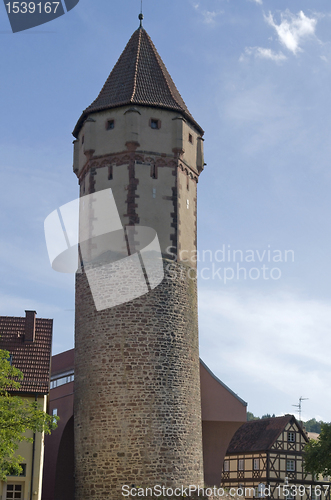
top-left (73, 104), bottom-right (204, 265)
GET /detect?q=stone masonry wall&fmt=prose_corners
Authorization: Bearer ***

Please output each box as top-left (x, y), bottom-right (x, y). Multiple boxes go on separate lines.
top-left (74, 261), bottom-right (204, 500)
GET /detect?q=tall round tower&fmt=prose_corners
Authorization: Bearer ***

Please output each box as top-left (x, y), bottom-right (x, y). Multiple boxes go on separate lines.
top-left (73, 21), bottom-right (205, 499)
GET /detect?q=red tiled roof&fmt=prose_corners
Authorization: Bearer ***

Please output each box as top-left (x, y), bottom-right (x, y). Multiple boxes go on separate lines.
top-left (226, 415), bottom-right (306, 453)
top-left (0, 314), bottom-right (53, 394)
top-left (73, 27), bottom-right (203, 137)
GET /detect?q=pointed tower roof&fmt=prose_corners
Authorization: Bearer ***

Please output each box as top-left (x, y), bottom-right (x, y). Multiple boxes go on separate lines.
top-left (73, 27), bottom-right (203, 137)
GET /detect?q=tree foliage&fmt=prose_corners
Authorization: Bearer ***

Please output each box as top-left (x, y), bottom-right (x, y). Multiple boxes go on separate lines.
top-left (304, 418), bottom-right (323, 434)
top-left (0, 349), bottom-right (58, 481)
top-left (304, 423), bottom-right (331, 477)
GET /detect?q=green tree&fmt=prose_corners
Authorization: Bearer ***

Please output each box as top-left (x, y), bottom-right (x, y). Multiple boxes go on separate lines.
top-left (0, 348), bottom-right (58, 481)
top-left (247, 412), bottom-right (260, 421)
top-left (304, 422), bottom-right (331, 477)
top-left (304, 418), bottom-right (323, 434)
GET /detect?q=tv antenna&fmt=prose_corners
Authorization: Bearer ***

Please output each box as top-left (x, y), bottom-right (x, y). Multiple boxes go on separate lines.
top-left (292, 396), bottom-right (309, 424)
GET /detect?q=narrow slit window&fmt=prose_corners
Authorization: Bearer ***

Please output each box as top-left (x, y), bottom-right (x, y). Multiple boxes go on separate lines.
top-left (189, 133), bottom-right (193, 143)
top-left (151, 164), bottom-right (157, 179)
top-left (108, 165), bottom-right (113, 180)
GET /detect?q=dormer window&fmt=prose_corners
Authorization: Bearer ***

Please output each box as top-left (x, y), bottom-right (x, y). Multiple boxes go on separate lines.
top-left (150, 119), bottom-right (161, 129)
top-left (106, 119), bottom-right (115, 130)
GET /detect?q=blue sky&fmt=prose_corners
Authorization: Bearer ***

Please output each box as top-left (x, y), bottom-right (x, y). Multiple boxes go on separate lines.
top-left (1, 0), bottom-right (331, 421)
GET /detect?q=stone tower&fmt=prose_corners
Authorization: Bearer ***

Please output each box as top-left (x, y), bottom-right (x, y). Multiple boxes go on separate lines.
top-left (73, 20), bottom-right (205, 499)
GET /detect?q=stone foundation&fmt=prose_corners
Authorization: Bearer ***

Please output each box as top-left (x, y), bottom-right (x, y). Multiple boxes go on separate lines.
top-left (74, 261), bottom-right (204, 499)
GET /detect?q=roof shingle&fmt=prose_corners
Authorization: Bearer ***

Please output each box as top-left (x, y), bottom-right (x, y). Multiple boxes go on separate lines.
top-left (226, 415), bottom-right (306, 453)
top-left (0, 313), bottom-right (53, 394)
top-left (73, 27), bottom-right (203, 137)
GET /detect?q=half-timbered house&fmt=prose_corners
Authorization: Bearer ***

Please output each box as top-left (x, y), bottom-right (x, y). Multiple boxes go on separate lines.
top-left (222, 415), bottom-right (330, 500)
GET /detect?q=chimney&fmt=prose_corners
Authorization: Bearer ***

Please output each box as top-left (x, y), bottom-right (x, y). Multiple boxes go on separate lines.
top-left (25, 310), bottom-right (36, 342)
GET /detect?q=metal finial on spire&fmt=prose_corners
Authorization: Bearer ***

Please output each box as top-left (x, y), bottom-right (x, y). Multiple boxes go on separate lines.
top-left (139, 0), bottom-right (143, 27)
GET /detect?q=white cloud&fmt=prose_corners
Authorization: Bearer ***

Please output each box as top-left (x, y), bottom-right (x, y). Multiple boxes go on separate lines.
top-left (264, 10), bottom-right (317, 55)
top-left (193, 3), bottom-right (223, 25)
top-left (198, 287), bottom-right (331, 420)
top-left (241, 46), bottom-right (287, 62)
top-left (249, 0), bottom-right (263, 5)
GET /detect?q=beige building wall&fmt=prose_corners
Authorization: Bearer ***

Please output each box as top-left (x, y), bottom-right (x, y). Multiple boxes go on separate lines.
top-left (1, 395), bottom-right (47, 500)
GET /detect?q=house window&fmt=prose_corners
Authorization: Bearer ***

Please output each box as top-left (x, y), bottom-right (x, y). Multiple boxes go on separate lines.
top-left (6, 484), bottom-right (23, 500)
top-left (288, 432), bottom-right (295, 442)
top-left (238, 459), bottom-right (244, 471)
top-left (106, 119), bottom-right (115, 130)
top-left (312, 489), bottom-right (321, 500)
top-left (7, 464), bottom-right (26, 477)
top-left (286, 460), bottom-right (295, 472)
top-left (189, 133), bottom-right (193, 143)
top-left (50, 373), bottom-right (74, 389)
top-left (254, 458), bottom-right (260, 470)
top-left (223, 460), bottom-right (229, 472)
top-left (256, 484), bottom-right (266, 498)
top-left (150, 119), bottom-right (161, 129)
top-left (19, 464), bottom-right (26, 477)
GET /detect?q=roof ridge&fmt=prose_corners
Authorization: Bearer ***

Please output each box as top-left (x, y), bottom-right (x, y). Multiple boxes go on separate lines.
top-left (130, 27), bottom-right (142, 103)
top-left (200, 358), bottom-right (247, 407)
top-left (144, 30), bottom-right (183, 109)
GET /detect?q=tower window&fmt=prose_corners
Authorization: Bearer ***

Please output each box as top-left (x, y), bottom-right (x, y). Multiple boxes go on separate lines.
top-left (189, 133), bottom-right (193, 143)
top-left (106, 119), bottom-right (115, 130)
top-left (108, 165), bottom-right (113, 180)
top-left (150, 118), bottom-right (161, 129)
top-left (151, 164), bottom-right (157, 179)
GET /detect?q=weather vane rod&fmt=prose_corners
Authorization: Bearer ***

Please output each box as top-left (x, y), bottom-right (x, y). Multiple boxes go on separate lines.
top-left (139, 0), bottom-right (144, 27)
